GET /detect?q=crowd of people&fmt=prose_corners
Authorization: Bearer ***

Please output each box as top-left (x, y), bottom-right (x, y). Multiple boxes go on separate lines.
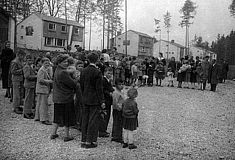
top-left (0, 41), bottom-right (230, 149)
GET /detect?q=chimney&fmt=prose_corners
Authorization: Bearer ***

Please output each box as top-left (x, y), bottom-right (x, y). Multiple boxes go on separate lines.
top-left (171, 40), bottom-right (175, 43)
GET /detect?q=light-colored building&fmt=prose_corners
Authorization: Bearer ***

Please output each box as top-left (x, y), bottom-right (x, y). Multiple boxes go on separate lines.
top-left (111, 30), bottom-right (154, 58)
top-left (189, 45), bottom-right (217, 61)
top-left (0, 7), bottom-right (15, 51)
top-left (153, 40), bottom-right (184, 61)
top-left (17, 12), bottom-right (84, 52)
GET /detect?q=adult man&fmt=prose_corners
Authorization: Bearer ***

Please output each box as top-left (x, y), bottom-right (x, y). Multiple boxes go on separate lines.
top-left (0, 41), bottom-right (15, 98)
top-left (80, 52), bottom-right (105, 148)
top-left (208, 59), bottom-right (219, 92)
top-left (201, 56), bottom-right (210, 90)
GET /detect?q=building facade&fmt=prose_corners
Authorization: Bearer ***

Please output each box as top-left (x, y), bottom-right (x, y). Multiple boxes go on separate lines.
top-left (17, 13), bottom-right (84, 52)
top-left (112, 30), bottom-right (154, 58)
top-left (153, 40), bottom-right (184, 61)
top-left (0, 7), bottom-right (15, 51)
top-left (189, 45), bottom-right (217, 61)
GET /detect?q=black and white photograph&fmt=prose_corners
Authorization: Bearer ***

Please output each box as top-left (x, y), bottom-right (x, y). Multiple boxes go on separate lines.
top-left (0, 0), bottom-right (235, 159)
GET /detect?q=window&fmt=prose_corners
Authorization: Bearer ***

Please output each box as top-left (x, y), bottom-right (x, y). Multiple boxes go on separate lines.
top-left (61, 25), bottom-right (66, 32)
top-left (118, 37), bottom-right (121, 40)
top-left (25, 26), bottom-right (34, 36)
top-left (118, 45), bottom-right (120, 47)
top-left (21, 25), bottom-right (24, 29)
top-left (45, 37), bottom-right (54, 46)
top-left (20, 36), bottom-right (23, 39)
top-left (48, 23), bottom-right (56, 31)
top-left (56, 38), bottom-right (65, 47)
top-left (172, 52), bottom-right (174, 54)
top-left (74, 27), bottom-right (79, 34)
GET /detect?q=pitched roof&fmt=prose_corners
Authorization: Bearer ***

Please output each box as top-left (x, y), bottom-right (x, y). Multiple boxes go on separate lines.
top-left (160, 39), bottom-right (184, 48)
top-left (34, 12), bottom-right (83, 27)
top-left (129, 30), bottom-right (153, 38)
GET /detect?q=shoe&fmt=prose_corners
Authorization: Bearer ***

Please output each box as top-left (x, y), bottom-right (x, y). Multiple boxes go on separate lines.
top-left (41, 121), bottom-right (52, 125)
top-left (99, 132), bottom-right (110, 137)
top-left (177, 86), bottom-right (182, 88)
top-left (111, 138), bottom-right (123, 143)
top-left (128, 144), bottom-right (137, 149)
top-left (81, 143), bottom-right (87, 148)
top-left (34, 119), bottom-right (39, 121)
top-left (64, 137), bottom-right (74, 142)
top-left (14, 108), bottom-right (23, 114)
top-left (122, 143), bottom-right (128, 148)
top-left (24, 114), bottom-right (34, 119)
top-left (50, 134), bottom-right (59, 139)
top-left (171, 85), bottom-right (174, 87)
top-left (86, 142), bottom-right (97, 148)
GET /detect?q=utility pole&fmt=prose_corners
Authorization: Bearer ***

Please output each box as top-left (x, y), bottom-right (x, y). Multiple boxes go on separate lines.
top-left (65, 0), bottom-right (68, 54)
top-left (125, 0), bottom-right (127, 57)
top-left (154, 18), bottom-right (161, 56)
top-left (164, 11), bottom-right (171, 60)
top-left (89, 14), bottom-right (92, 51)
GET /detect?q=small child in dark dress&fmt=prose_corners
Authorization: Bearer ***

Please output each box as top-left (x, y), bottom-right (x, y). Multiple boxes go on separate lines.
top-left (122, 87), bottom-right (139, 149)
top-left (111, 78), bottom-right (125, 143)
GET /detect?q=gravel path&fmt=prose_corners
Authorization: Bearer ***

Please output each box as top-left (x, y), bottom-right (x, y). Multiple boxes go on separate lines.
top-left (0, 80), bottom-right (235, 160)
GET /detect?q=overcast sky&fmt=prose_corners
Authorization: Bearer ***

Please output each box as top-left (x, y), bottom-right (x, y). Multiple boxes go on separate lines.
top-left (85, 0), bottom-right (235, 50)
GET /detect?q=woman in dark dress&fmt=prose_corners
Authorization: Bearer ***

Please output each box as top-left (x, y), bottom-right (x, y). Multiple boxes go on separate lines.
top-left (189, 56), bottom-right (197, 89)
top-left (0, 41), bottom-right (15, 97)
top-left (50, 54), bottom-right (77, 142)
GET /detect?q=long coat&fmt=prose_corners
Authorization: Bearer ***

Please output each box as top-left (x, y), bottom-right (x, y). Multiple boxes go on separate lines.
top-left (80, 64), bottom-right (105, 106)
top-left (208, 63), bottom-right (219, 84)
top-left (0, 48), bottom-right (15, 88)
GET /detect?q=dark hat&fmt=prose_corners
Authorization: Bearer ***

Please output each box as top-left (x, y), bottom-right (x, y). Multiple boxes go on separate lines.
top-left (56, 54), bottom-right (69, 64)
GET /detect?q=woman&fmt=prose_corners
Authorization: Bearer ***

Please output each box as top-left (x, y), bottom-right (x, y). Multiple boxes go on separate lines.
top-left (35, 57), bottom-right (53, 125)
top-left (0, 41), bottom-right (15, 98)
top-left (23, 55), bottom-right (37, 119)
top-left (50, 54), bottom-right (77, 142)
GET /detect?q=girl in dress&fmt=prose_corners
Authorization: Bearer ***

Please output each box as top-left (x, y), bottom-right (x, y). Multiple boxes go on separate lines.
top-left (122, 88), bottom-right (139, 149)
top-left (167, 67), bottom-right (174, 87)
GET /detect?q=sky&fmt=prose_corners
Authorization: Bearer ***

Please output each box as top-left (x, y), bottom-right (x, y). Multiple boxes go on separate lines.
top-left (85, 0), bottom-right (235, 50)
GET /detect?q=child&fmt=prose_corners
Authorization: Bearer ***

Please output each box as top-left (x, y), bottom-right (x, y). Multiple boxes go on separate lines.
top-left (167, 68), bottom-right (174, 87)
top-left (131, 62), bottom-right (138, 86)
top-left (99, 67), bottom-right (114, 137)
top-left (66, 56), bottom-right (76, 78)
top-left (122, 88), bottom-right (139, 149)
top-left (196, 62), bottom-right (203, 90)
top-left (35, 57), bottom-right (53, 125)
top-left (147, 64), bottom-right (154, 86)
top-left (111, 78), bottom-right (125, 143)
top-left (155, 62), bottom-right (165, 86)
top-left (73, 60), bottom-right (84, 130)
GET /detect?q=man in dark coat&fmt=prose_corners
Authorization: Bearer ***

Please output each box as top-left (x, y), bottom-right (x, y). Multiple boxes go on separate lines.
top-left (0, 41), bottom-right (15, 97)
top-left (98, 67), bottom-right (114, 137)
top-left (80, 52), bottom-right (105, 148)
top-left (208, 59), bottom-right (219, 92)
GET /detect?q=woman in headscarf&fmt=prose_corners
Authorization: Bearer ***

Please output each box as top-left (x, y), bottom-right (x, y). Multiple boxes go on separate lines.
top-left (50, 54), bottom-right (77, 142)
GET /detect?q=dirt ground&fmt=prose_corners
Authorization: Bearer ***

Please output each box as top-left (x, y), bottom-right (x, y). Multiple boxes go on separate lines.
top-left (0, 80), bottom-right (235, 160)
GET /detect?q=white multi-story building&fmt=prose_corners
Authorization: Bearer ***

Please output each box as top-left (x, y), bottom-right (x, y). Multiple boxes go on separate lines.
top-left (17, 12), bottom-right (84, 52)
top-left (153, 40), bottom-right (184, 61)
top-left (189, 45), bottom-right (217, 61)
top-left (111, 30), bottom-right (154, 58)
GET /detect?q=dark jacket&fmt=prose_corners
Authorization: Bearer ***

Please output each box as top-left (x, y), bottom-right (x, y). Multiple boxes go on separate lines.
top-left (103, 77), bottom-right (114, 106)
top-left (168, 60), bottom-right (176, 73)
top-left (80, 64), bottom-right (105, 106)
top-left (23, 64), bottom-right (37, 88)
top-left (208, 63), bottom-right (219, 84)
top-left (53, 65), bottom-right (76, 103)
top-left (122, 98), bottom-right (139, 118)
